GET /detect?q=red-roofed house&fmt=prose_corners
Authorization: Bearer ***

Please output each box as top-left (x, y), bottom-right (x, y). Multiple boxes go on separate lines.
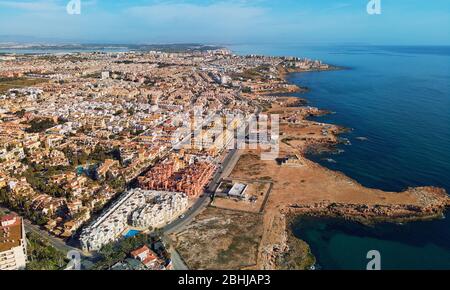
top-left (130, 245), bottom-right (159, 269)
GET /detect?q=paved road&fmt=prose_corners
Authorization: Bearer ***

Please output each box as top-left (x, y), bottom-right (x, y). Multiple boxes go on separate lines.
top-left (0, 110), bottom-right (254, 270)
top-left (0, 146), bottom-right (241, 270)
top-left (0, 206), bottom-right (78, 253)
top-left (162, 193), bottom-right (210, 235)
top-left (207, 149), bottom-right (238, 193)
top-left (0, 205), bottom-right (97, 269)
top-left (163, 105), bottom-right (260, 234)
top-left (160, 236), bottom-right (188, 270)
top-left (163, 147), bottom-right (240, 234)
top-left (163, 106), bottom-right (258, 236)
top-left (161, 148), bottom-right (242, 269)
top-left (170, 248), bottom-right (188, 270)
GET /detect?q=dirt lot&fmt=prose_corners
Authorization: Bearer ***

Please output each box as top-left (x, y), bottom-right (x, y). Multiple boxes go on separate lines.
top-left (230, 148), bottom-right (445, 269)
top-left (212, 181), bottom-right (272, 213)
top-left (0, 77), bottom-right (48, 93)
top-left (171, 104), bottom-right (448, 270)
top-left (231, 151), bottom-right (421, 208)
top-left (170, 207), bottom-right (263, 270)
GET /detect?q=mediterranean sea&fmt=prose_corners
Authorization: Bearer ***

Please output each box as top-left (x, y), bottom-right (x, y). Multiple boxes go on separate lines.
top-left (230, 44), bottom-right (450, 269)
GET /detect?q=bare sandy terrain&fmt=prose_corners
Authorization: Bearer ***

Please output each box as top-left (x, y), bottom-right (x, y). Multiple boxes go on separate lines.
top-left (212, 180), bottom-right (271, 213)
top-left (231, 152), bottom-right (422, 207)
top-left (171, 92), bottom-right (449, 270)
top-left (169, 207), bottom-right (263, 270)
top-left (228, 103), bottom-right (449, 269)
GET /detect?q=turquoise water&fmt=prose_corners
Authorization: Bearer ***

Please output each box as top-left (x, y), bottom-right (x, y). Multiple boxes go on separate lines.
top-left (293, 216), bottom-right (450, 270)
top-left (230, 44), bottom-right (450, 269)
top-left (123, 229), bottom-right (141, 238)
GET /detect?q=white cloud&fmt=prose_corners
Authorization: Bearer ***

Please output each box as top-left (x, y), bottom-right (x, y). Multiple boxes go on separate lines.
top-left (121, 1), bottom-right (269, 42)
top-left (126, 2), bottom-right (266, 24)
top-left (0, 0), bottom-right (96, 12)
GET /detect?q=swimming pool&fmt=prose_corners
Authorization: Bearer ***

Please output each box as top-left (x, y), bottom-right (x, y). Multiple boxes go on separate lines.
top-left (123, 229), bottom-right (141, 238)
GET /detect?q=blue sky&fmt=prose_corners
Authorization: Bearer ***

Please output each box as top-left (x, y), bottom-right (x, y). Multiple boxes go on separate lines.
top-left (0, 0), bottom-right (449, 45)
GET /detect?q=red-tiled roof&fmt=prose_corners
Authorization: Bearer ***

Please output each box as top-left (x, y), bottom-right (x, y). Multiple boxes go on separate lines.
top-left (142, 253), bottom-right (158, 266)
top-left (131, 245), bottom-right (150, 258)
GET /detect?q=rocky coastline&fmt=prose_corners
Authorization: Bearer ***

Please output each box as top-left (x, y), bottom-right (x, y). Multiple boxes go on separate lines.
top-left (286, 187), bottom-right (450, 224)
top-left (257, 62), bottom-right (450, 270)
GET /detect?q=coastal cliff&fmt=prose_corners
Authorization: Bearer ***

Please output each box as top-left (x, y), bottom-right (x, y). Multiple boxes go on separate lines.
top-left (230, 64), bottom-right (450, 270)
top-left (286, 187), bottom-right (450, 223)
top-left (256, 186), bottom-right (449, 270)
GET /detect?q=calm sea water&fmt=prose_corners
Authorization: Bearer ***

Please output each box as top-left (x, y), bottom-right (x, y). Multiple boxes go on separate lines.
top-left (230, 44), bottom-right (450, 270)
top-left (4, 44), bottom-right (448, 269)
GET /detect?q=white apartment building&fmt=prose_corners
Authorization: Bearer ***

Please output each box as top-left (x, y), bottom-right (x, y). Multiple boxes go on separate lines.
top-left (0, 215), bottom-right (27, 270)
top-left (131, 192), bottom-right (188, 229)
top-left (80, 189), bottom-right (188, 252)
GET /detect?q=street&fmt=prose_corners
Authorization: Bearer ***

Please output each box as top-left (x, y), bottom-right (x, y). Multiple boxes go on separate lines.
top-left (0, 205), bottom-right (97, 269)
top-left (0, 205), bottom-right (79, 254)
top-left (0, 114), bottom-right (247, 271)
top-left (161, 148), bottom-right (242, 269)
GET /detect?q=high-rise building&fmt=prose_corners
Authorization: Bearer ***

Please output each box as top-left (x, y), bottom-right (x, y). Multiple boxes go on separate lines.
top-left (0, 214), bottom-right (27, 270)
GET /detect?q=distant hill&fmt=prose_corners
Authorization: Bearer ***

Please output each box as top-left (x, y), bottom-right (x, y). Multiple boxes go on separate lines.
top-left (0, 40), bottom-right (225, 53)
